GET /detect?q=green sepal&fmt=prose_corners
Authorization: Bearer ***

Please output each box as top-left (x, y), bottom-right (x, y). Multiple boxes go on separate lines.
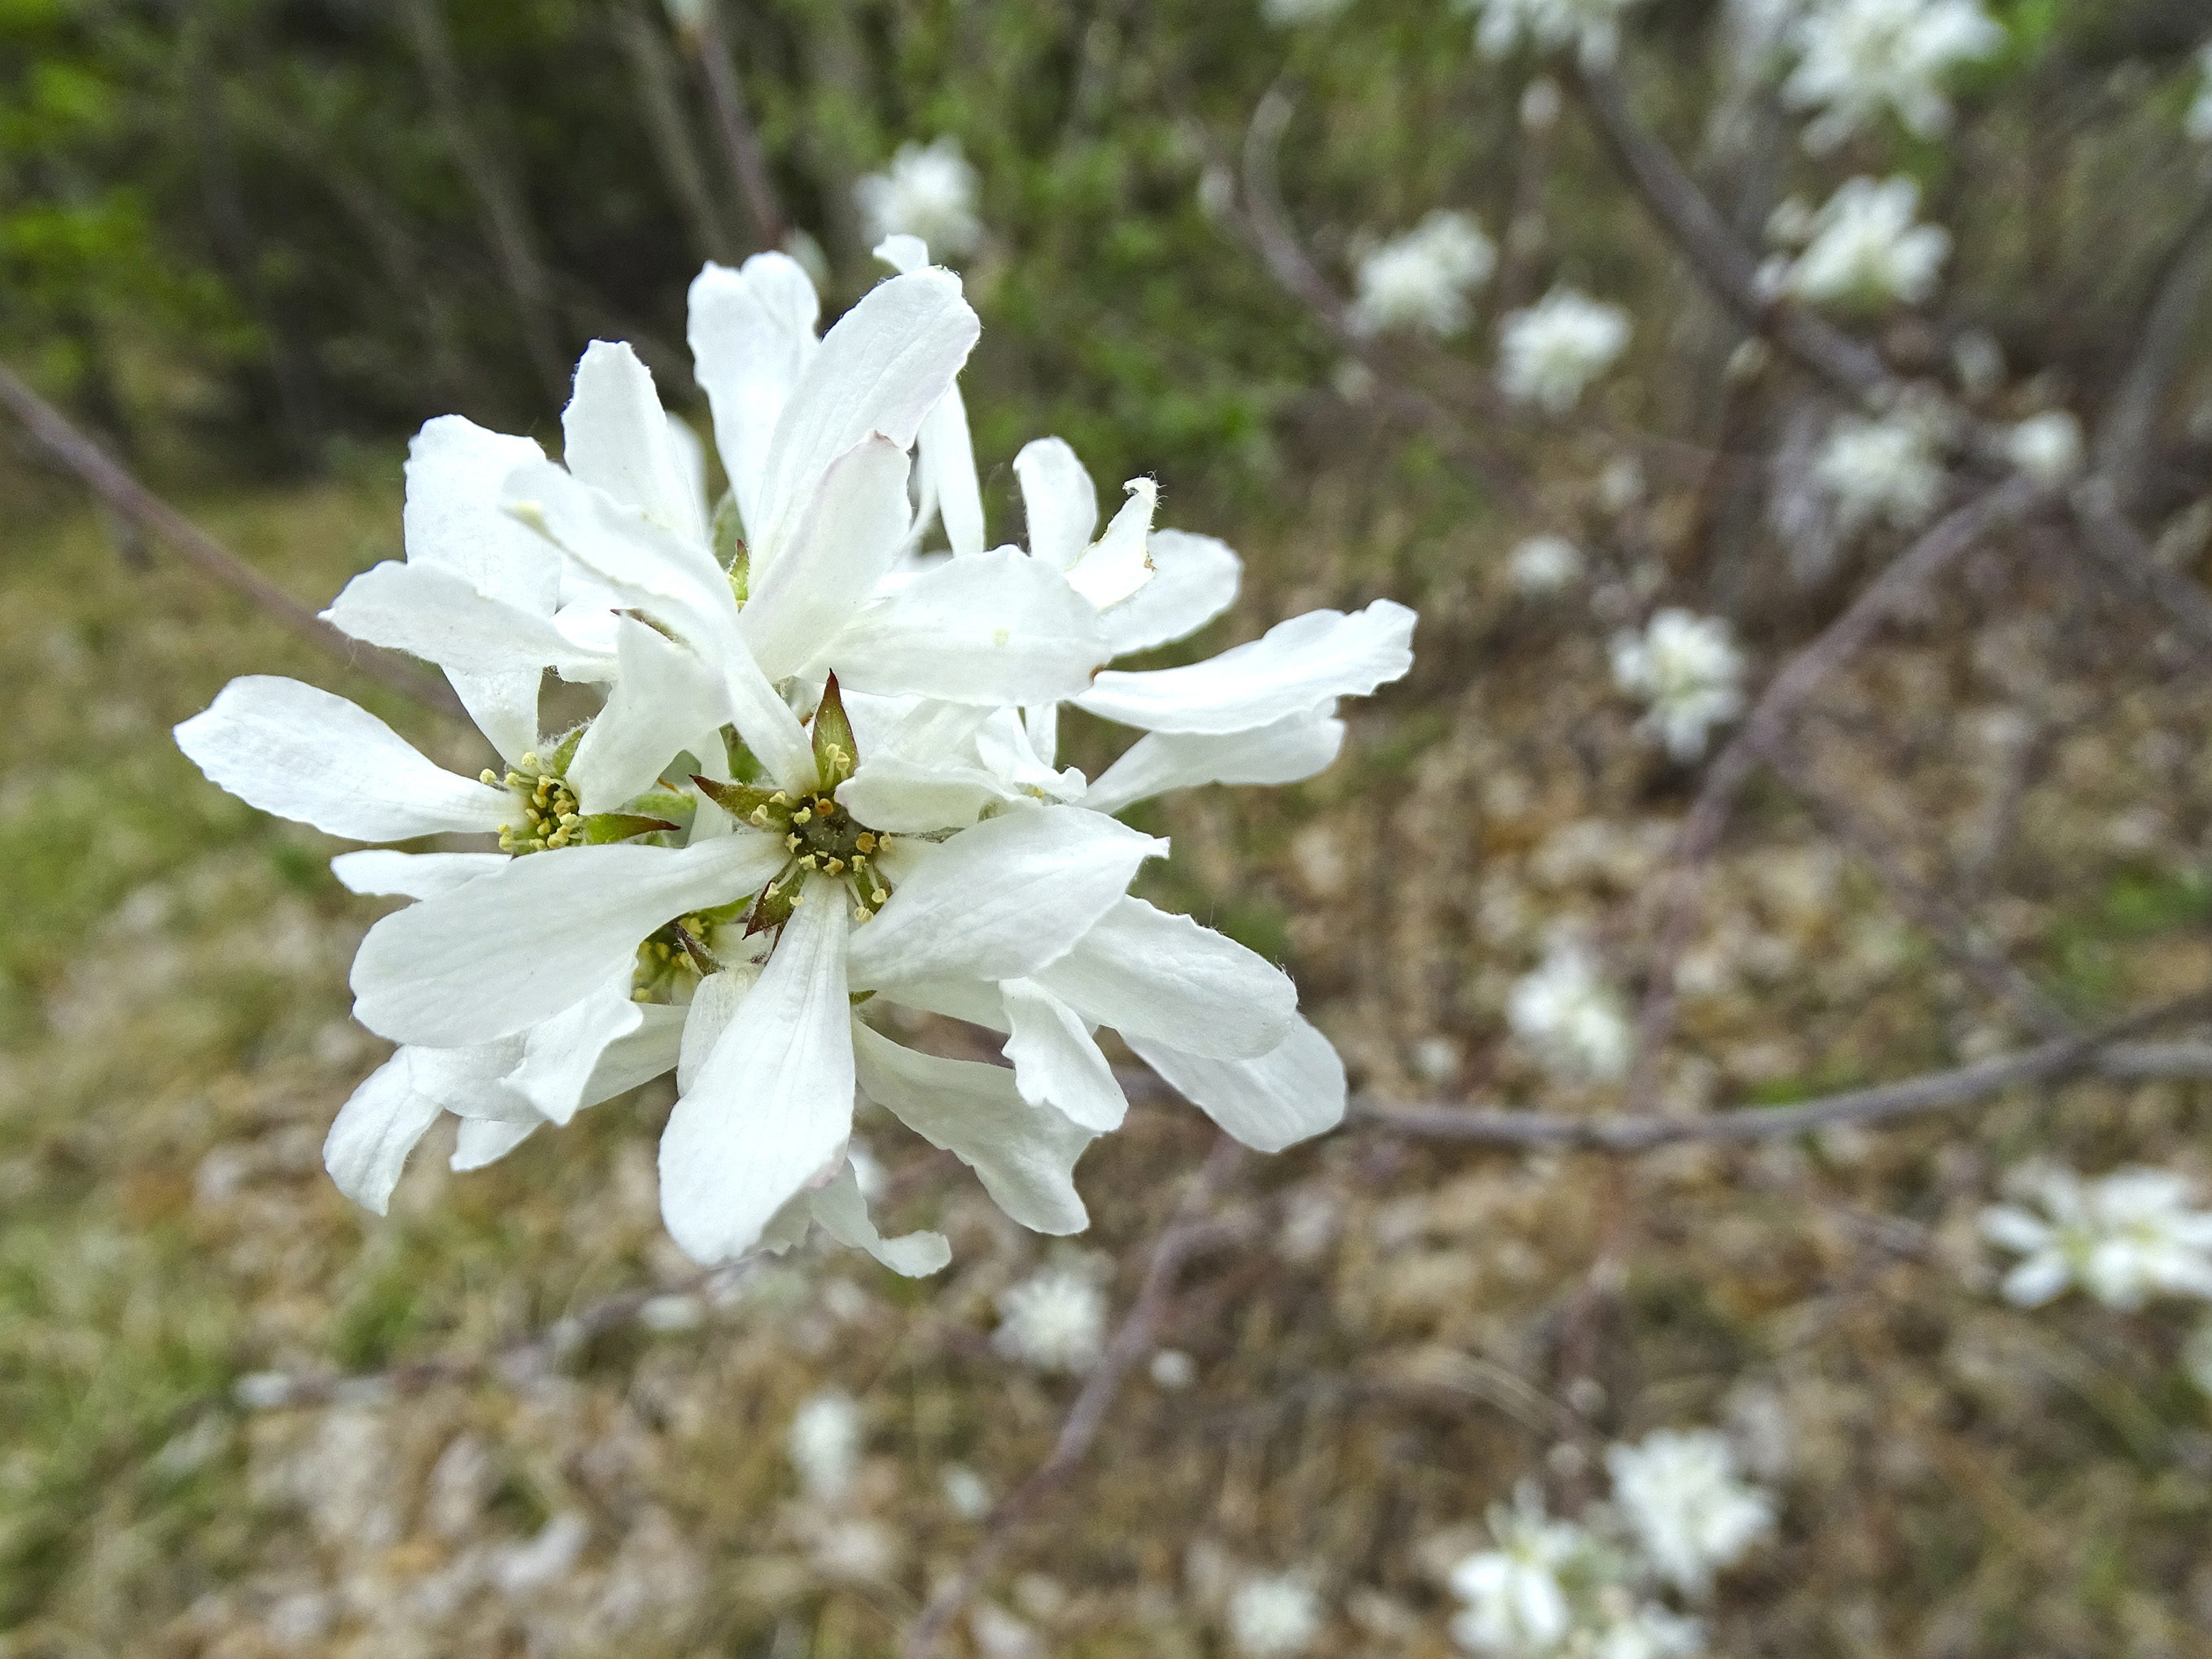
top-left (849, 989), bottom-right (876, 1007)
top-left (714, 492), bottom-right (747, 584)
top-left (584, 813), bottom-right (679, 844)
top-left (691, 774), bottom-right (793, 828)
top-left (625, 790), bottom-right (693, 822)
top-left (811, 671), bottom-right (859, 788)
top-left (546, 722), bottom-right (588, 777)
top-left (744, 863), bottom-right (808, 936)
top-left (668, 918), bottom-right (719, 974)
top-left (721, 724), bottom-right (766, 784)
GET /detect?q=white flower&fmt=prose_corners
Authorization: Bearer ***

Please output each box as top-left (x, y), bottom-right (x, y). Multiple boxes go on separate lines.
top-left (1609, 610), bottom-right (1744, 761)
top-left (1348, 212), bottom-right (1497, 339)
top-left (1448, 1485), bottom-right (1590, 1656)
top-left (1262, 0), bottom-right (1353, 23)
top-left (855, 138), bottom-right (983, 257)
top-left (1604, 1429), bottom-right (1775, 1600)
top-left (1227, 1573), bottom-right (1325, 1657)
top-left (1510, 535), bottom-right (1585, 596)
top-left (2006, 411), bottom-right (2083, 488)
top-left (1979, 1163), bottom-right (2212, 1311)
top-left (1459, 0), bottom-right (1648, 68)
top-left (2190, 42), bottom-right (2212, 143)
top-left (1498, 288), bottom-right (1632, 414)
top-left (1587, 1593), bottom-right (1706, 1659)
top-left (1509, 942), bottom-right (1633, 1083)
top-left (995, 1257), bottom-right (1110, 1372)
top-left (789, 1390), bottom-right (863, 1504)
top-left (1150, 1347), bottom-right (1198, 1388)
top-left (942, 1464), bottom-right (995, 1519)
top-left (1812, 414), bottom-right (1945, 535)
top-left (1781, 176), bottom-right (1950, 309)
top-left (1782, 0), bottom-right (2004, 152)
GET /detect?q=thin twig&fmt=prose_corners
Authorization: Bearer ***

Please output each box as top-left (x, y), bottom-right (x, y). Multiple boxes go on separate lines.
top-left (680, 0), bottom-right (789, 251)
top-left (899, 1138), bottom-right (1255, 1659)
top-left (1624, 477), bottom-right (2040, 1110)
top-left (0, 361), bottom-right (466, 718)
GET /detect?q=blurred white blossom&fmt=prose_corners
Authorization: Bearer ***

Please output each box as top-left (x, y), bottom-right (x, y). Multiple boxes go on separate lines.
top-left (788, 1389), bottom-right (863, 1504)
top-left (1150, 1347), bottom-right (1198, 1389)
top-left (995, 1257), bottom-right (1110, 1372)
top-left (1780, 176), bottom-right (1949, 309)
top-left (1509, 941), bottom-right (1633, 1082)
top-left (1349, 212), bottom-right (1497, 339)
top-left (2006, 411), bottom-right (2083, 488)
top-left (1782, 0), bottom-right (2004, 151)
top-left (1460, 0), bottom-right (1648, 69)
top-left (1498, 287), bottom-right (1632, 414)
top-left (1604, 1429), bottom-right (1776, 1600)
top-left (1610, 609), bottom-right (1745, 761)
top-left (1227, 1572), bottom-right (1325, 1656)
top-left (855, 138), bottom-right (984, 256)
top-left (1980, 1163), bottom-right (2212, 1311)
top-left (942, 1463), bottom-right (995, 1520)
top-left (1510, 535), bottom-right (1585, 596)
top-left (1813, 414), bottom-right (1944, 535)
top-left (1447, 1484), bottom-right (1592, 1655)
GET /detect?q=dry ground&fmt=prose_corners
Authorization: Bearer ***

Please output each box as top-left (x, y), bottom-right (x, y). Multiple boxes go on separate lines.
top-left (4, 457), bottom-right (2212, 1658)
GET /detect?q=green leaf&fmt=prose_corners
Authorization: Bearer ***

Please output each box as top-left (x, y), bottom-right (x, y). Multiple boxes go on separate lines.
top-left (811, 671), bottom-right (859, 787)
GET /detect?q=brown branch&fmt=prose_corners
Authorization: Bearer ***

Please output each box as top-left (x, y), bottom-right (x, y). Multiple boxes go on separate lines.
top-left (1354, 1035), bottom-right (2212, 1151)
top-left (899, 1138), bottom-right (1255, 1659)
top-left (2070, 475), bottom-right (2212, 663)
top-left (1624, 477), bottom-right (2041, 1109)
top-left (0, 361), bottom-right (466, 718)
top-left (678, 0), bottom-right (789, 251)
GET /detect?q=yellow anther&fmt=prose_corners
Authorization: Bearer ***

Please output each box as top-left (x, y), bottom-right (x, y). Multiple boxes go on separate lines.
top-left (785, 833), bottom-right (802, 852)
top-left (750, 808), bottom-right (772, 826)
top-left (480, 768), bottom-right (499, 785)
top-left (871, 886), bottom-right (888, 905)
top-left (814, 801), bottom-right (833, 818)
top-left (824, 857), bottom-right (844, 874)
top-left (855, 832), bottom-right (877, 853)
top-left (770, 791), bottom-right (789, 805)
top-left (520, 752), bottom-right (540, 770)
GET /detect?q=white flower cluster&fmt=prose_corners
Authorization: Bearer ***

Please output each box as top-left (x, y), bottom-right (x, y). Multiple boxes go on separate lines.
top-left (1980, 1163), bottom-right (2212, 1311)
top-left (1349, 212), bottom-right (1497, 339)
top-left (1782, 0), bottom-right (2004, 151)
top-left (1227, 1572), bottom-right (1327, 1656)
top-left (175, 237), bottom-right (1416, 1275)
top-left (1510, 535), bottom-right (1585, 597)
top-left (1449, 1434), bottom-right (1773, 1657)
top-left (855, 138), bottom-right (984, 258)
top-left (1508, 940), bottom-right (1633, 1082)
top-left (2005, 411), bottom-right (2083, 488)
top-left (1460, 0), bottom-right (1649, 70)
top-left (788, 1388), bottom-right (864, 1503)
top-left (994, 1254), bottom-right (1110, 1372)
top-left (1812, 414), bottom-right (1944, 536)
top-left (1771, 176), bottom-right (1950, 311)
top-left (1498, 287), bottom-right (1633, 415)
top-left (1609, 610), bottom-right (1745, 762)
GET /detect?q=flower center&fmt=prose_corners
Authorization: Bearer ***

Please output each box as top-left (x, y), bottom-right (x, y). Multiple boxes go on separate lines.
top-left (784, 791), bottom-right (878, 879)
top-left (485, 752), bottom-right (583, 855)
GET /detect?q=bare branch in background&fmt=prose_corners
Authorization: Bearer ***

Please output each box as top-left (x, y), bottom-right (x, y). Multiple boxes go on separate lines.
top-left (899, 1139), bottom-right (1256, 1659)
top-left (616, 0), bottom-right (744, 267)
top-left (0, 361), bottom-right (466, 719)
top-left (2096, 174), bottom-right (2212, 514)
top-left (399, 0), bottom-right (570, 407)
top-left (1625, 477), bottom-right (2044, 1110)
top-left (675, 0), bottom-right (790, 252)
top-left (2071, 475), bottom-right (2212, 663)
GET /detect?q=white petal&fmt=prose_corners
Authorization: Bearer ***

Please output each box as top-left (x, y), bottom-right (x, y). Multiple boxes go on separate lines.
top-left (452, 1116), bottom-right (539, 1171)
top-left (878, 976), bottom-right (1012, 1033)
top-left (1064, 477), bottom-right (1156, 609)
top-left (850, 1020), bottom-right (1093, 1234)
top-left (664, 412), bottom-right (708, 526)
top-left (973, 709), bottom-right (1086, 800)
top-left (1035, 897), bottom-right (1296, 1060)
top-left (325, 560), bottom-right (613, 682)
top-left (176, 676), bottom-right (512, 841)
top-left (331, 850), bottom-right (510, 900)
top-left (688, 255), bottom-right (820, 543)
top-left (404, 1039), bottom-right (536, 1120)
top-left (676, 965), bottom-right (758, 1093)
top-left (510, 974), bottom-right (645, 1124)
top-left (1125, 1015), bottom-right (1345, 1152)
top-left (917, 383), bottom-right (985, 558)
top-left (809, 1162), bottom-right (952, 1276)
top-left (1013, 436), bottom-right (1097, 570)
top-left (758, 269), bottom-right (979, 563)
top-left (1000, 978), bottom-right (1127, 1132)
top-left (738, 435), bottom-right (913, 681)
top-left (2002, 1255), bottom-right (2072, 1307)
top-left (837, 756), bottom-right (1009, 833)
top-left (1099, 527), bottom-right (1241, 656)
top-left (325, 1053), bottom-right (443, 1215)
top-left (579, 1002), bottom-right (688, 1108)
top-left (1077, 600), bottom-right (1417, 734)
top-left (351, 833), bottom-right (789, 1046)
top-left (404, 418), bottom-right (562, 757)
top-left (822, 546), bottom-right (1111, 705)
top-left (1083, 708), bottom-right (1346, 815)
top-left (658, 889), bottom-right (855, 1263)
top-left (566, 616), bottom-right (726, 813)
top-left (562, 340), bottom-right (707, 544)
top-left (874, 233), bottom-right (930, 273)
top-left (846, 807), bottom-right (1166, 989)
